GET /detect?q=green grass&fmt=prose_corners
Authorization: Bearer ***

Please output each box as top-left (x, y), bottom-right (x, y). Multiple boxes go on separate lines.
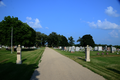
top-left (54, 49), bottom-right (120, 80)
top-left (0, 47), bottom-right (45, 80)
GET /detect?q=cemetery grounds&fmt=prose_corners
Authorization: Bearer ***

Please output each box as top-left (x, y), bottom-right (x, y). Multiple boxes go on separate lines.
top-left (0, 47), bottom-right (45, 80)
top-left (54, 49), bottom-right (120, 80)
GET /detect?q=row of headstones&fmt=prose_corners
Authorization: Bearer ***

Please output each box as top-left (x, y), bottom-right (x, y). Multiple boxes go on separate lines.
top-left (0, 45), bottom-right (36, 49)
top-left (59, 46), bottom-right (119, 52)
top-left (94, 46), bottom-right (118, 52)
top-left (59, 46), bottom-right (92, 52)
top-left (59, 45), bottom-right (90, 62)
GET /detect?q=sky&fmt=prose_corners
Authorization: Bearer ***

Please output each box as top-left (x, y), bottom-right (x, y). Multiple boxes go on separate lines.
top-left (0, 0), bottom-right (120, 45)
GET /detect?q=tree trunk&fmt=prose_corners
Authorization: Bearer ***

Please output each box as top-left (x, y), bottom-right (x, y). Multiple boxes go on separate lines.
top-left (12, 46), bottom-right (14, 52)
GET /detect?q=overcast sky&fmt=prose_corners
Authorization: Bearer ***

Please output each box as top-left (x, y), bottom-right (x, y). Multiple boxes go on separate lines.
top-left (0, 0), bottom-right (120, 45)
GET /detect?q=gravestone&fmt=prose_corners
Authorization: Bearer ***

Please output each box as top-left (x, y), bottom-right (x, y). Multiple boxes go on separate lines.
top-left (80, 46), bottom-right (82, 50)
top-left (61, 47), bottom-right (64, 50)
top-left (98, 46), bottom-right (102, 51)
top-left (105, 46), bottom-right (107, 51)
top-left (75, 47), bottom-right (79, 51)
top-left (111, 47), bottom-right (114, 53)
top-left (64, 47), bottom-right (66, 51)
top-left (22, 46), bottom-right (24, 48)
top-left (85, 45), bottom-right (90, 62)
top-left (111, 47), bottom-right (116, 53)
top-left (89, 46), bottom-right (93, 51)
top-left (107, 47), bottom-right (110, 51)
top-left (16, 45), bottom-right (22, 64)
top-left (71, 46), bottom-right (75, 53)
top-left (66, 47), bottom-right (69, 51)
top-left (69, 47), bottom-right (71, 52)
top-left (59, 46), bottom-right (62, 49)
top-left (94, 46), bottom-right (98, 51)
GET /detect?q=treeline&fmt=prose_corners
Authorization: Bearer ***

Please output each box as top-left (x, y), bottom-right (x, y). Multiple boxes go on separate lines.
top-left (0, 16), bottom-right (119, 48)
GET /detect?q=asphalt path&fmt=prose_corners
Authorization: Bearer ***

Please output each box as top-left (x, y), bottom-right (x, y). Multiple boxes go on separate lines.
top-left (30, 47), bottom-right (105, 80)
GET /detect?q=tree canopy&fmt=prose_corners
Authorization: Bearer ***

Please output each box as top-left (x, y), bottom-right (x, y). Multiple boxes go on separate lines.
top-left (68, 36), bottom-right (75, 46)
top-left (47, 32), bottom-right (68, 47)
top-left (36, 32), bottom-right (48, 47)
top-left (80, 34), bottom-right (95, 47)
top-left (0, 16), bottom-right (36, 47)
top-left (59, 35), bottom-right (69, 47)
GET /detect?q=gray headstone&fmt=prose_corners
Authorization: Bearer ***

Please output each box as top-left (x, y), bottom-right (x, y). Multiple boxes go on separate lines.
top-left (105, 46), bottom-right (107, 51)
top-left (61, 47), bottom-right (64, 50)
top-left (71, 46), bottom-right (75, 52)
top-left (66, 47), bottom-right (69, 51)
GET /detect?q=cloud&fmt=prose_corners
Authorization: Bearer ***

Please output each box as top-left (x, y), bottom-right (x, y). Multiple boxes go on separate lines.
top-left (45, 27), bottom-right (49, 29)
top-left (87, 22), bottom-right (97, 28)
top-left (109, 30), bottom-right (118, 38)
top-left (26, 17), bottom-right (42, 28)
top-left (26, 17), bottom-right (32, 20)
top-left (88, 19), bottom-right (120, 29)
top-left (0, 1), bottom-right (6, 7)
top-left (105, 6), bottom-right (119, 17)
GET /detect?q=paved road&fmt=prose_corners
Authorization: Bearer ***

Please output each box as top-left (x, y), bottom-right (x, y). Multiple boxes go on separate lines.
top-left (30, 47), bottom-right (105, 80)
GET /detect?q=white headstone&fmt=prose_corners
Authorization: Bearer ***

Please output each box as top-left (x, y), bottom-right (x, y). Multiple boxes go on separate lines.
top-left (59, 46), bottom-right (62, 49)
top-left (75, 47), bottom-right (79, 51)
top-left (98, 46), bottom-right (102, 51)
top-left (111, 47), bottom-right (116, 53)
top-left (94, 46), bottom-right (97, 51)
top-left (69, 47), bottom-right (71, 52)
top-left (22, 46), bottom-right (24, 48)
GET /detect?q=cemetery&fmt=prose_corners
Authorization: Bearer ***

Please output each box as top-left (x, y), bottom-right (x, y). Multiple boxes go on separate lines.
top-left (0, 16), bottom-right (120, 80)
top-left (54, 45), bottom-right (120, 80)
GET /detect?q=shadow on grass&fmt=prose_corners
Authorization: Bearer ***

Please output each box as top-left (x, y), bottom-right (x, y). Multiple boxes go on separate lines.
top-left (0, 62), bottom-right (40, 80)
top-left (22, 49), bottom-right (37, 51)
top-left (77, 57), bottom-right (85, 61)
top-left (107, 68), bottom-right (120, 74)
top-left (22, 59), bottom-right (27, 63)
top-left (6, 48), bottom-right (37, 51)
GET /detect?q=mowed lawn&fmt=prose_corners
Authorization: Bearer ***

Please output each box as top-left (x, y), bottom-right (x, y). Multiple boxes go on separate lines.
top-left (54, 49), bottom-right (120, 80)
top-left (0, 47), bottom-right (45, 80)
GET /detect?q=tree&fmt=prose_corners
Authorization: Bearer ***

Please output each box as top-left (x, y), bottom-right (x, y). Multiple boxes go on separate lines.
top-left (48, 32), bottom-right (60, 47)
top-left (41, 33), bottom-right (48, 46)
top-left (59, 35), bottom-right (68, 47)
top-left (0, 16), bottom-right (36, 48)
top-left (36, 32), bottom-right (42, 47)
top-left (68, 36), bottom-right (75, 46)
top-left (80, 34), bottom-right (95, 47)
top-left (77, 37), bottom-right (82, 45)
